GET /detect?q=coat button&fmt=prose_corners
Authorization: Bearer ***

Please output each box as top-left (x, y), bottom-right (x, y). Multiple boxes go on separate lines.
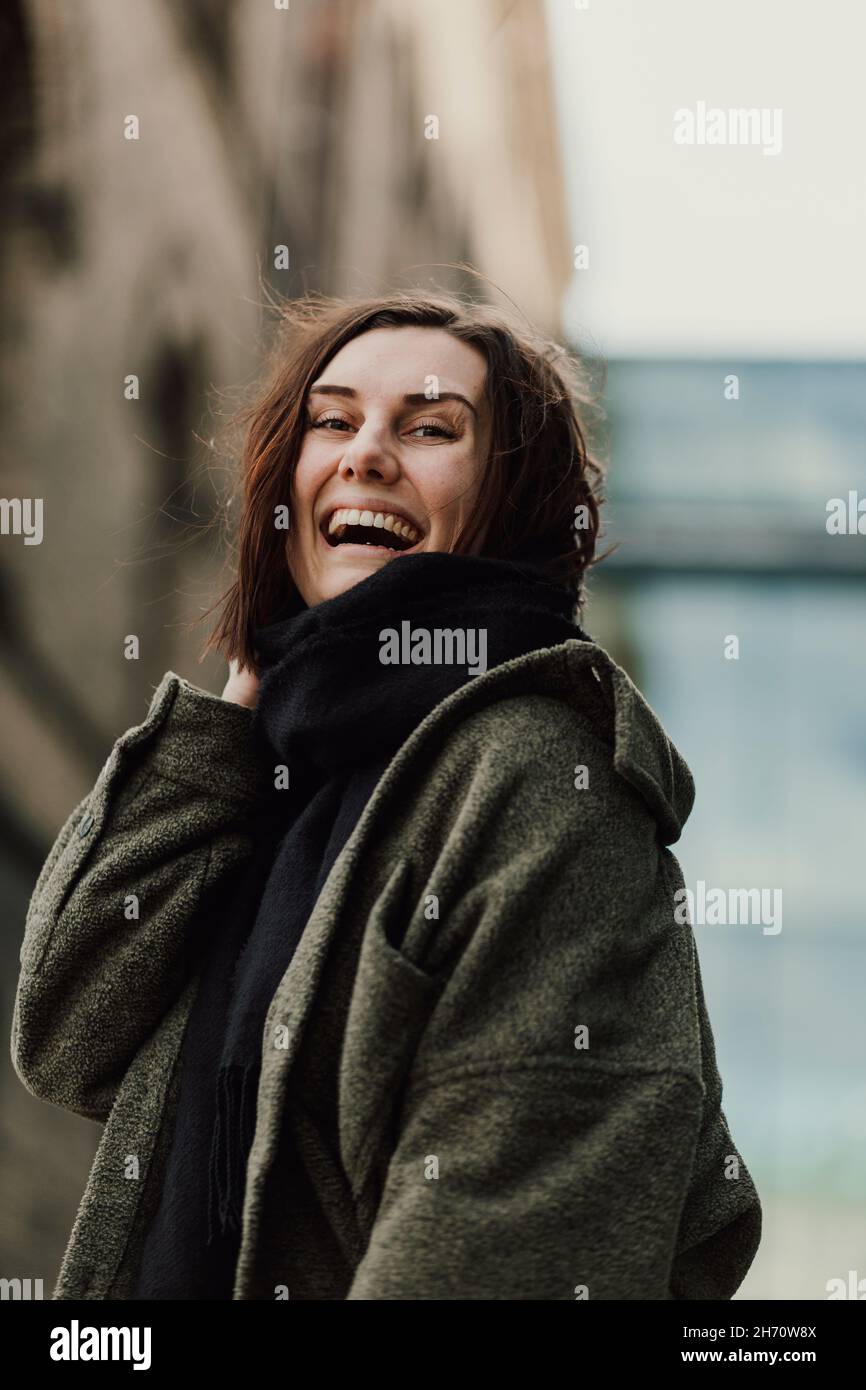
top-left (78, 813), bottom-right (94, 837)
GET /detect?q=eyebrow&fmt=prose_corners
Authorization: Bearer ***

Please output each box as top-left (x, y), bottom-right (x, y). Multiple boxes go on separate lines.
top-left (308, 384), bottom-right (478, 419)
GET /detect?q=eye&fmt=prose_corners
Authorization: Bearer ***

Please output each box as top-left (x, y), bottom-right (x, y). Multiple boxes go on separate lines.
top-left (309, 412), bottom-right (456, 439)
top-left (408, 419), bottom-right (457, 439)
top-left (311, 412), bottom-right (354, 432)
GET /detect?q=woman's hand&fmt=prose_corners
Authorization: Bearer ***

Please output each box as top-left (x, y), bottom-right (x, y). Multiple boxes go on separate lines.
top-left (221, 658), bottom-right (260, 709)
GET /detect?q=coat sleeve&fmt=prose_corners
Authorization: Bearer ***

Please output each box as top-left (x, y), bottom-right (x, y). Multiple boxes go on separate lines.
top-left (10, 671), bottom-right (271, 1123)
top-left (344, 699), bottom-right (762, 1300)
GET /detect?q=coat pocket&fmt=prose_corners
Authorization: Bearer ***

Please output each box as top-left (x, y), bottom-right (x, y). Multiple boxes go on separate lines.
top-left (339, 859), bottom-right (448, 1207)
top-left (373, 857), bottom-right (446, 978)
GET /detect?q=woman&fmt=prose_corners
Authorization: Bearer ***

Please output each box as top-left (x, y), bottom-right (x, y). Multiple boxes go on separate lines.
top-left (11, 290), bottom-right (761, 1300)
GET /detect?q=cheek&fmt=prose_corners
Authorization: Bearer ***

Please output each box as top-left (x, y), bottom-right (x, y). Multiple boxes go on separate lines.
top-left (288, 454), bottom-right (323, 522)
top-left (421, 450), bottom-right (484, 518)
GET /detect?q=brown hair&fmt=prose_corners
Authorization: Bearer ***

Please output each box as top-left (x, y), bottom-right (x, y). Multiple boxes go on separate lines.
top-left (200, 285), bottom-right (609, 672)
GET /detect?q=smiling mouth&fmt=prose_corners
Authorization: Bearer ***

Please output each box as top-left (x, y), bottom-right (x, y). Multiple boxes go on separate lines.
top-left (320, 506), bottom-right (423, 553)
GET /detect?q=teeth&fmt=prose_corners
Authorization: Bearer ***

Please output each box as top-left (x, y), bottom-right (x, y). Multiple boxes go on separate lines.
top-left (326, 507), bottom-right (420, 543)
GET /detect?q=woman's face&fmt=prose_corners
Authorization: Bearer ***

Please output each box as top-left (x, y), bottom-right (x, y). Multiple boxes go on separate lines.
top-left (286, 326), bottom-right (492, 606)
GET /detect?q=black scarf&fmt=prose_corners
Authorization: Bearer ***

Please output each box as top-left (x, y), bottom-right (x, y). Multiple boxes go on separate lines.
top-left (133, 549), bottom-right (589, 1299)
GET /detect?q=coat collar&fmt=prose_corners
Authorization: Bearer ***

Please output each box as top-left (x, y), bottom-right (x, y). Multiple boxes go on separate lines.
top-left (590, 646), bottom-right (695, 844)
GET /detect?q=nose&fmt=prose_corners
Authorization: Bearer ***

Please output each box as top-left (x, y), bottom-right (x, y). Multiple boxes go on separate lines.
top-left (336, 428), bottom-right (400, 485)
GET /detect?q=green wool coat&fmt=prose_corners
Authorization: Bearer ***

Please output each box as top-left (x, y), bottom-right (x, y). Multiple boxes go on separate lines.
top-left (11, 639), bottom-right (761, 1300)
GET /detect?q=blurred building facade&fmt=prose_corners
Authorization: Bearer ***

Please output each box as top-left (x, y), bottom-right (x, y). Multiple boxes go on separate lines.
top-left (0, 0), bottom-right (570, 1283)
top-left (542, 0), bottom-right (866, 1299)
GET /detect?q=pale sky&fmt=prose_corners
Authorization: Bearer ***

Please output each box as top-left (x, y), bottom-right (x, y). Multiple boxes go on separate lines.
top-left (545, 0), bottom-right (866, 357)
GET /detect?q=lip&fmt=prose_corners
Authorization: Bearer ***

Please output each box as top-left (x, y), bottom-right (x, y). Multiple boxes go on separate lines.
top-left (316, 526), bottom-right (426, 559)
top-left (317, 498), bottom-right (427, 556)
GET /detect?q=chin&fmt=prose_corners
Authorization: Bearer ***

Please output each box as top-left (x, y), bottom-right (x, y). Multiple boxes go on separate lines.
top-left (309, 548), bottom-right (417, 605)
